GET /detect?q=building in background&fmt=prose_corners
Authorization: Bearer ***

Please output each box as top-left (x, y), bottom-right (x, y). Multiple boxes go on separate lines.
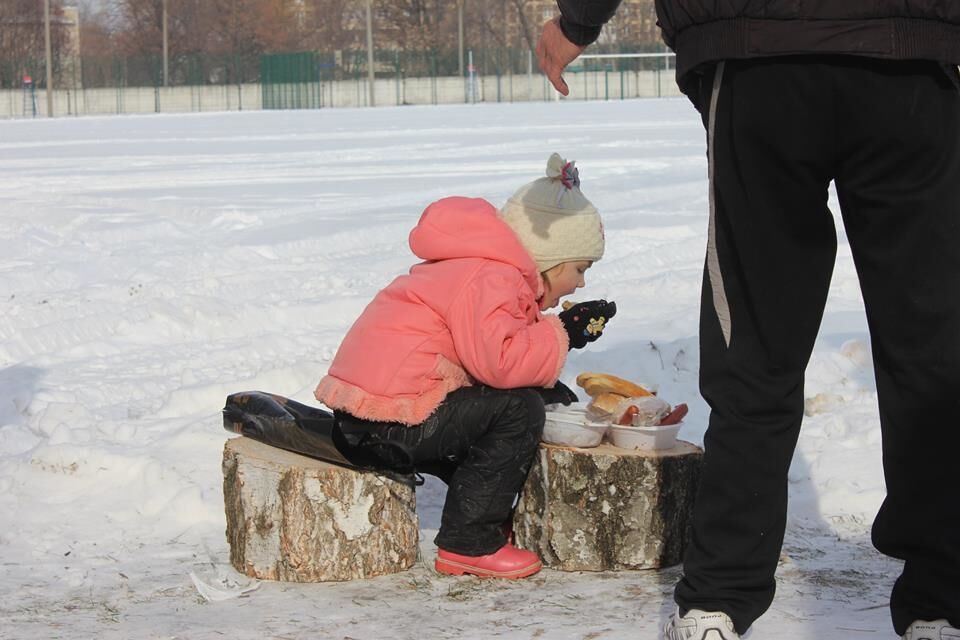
top-left (60, 3), bottom-right (82, 89)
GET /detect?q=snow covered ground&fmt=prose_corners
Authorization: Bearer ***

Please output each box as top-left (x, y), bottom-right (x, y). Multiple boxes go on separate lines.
top-left (0, 100), bottom-right (901, 639)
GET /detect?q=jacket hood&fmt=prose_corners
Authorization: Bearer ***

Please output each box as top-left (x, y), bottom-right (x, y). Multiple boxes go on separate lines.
top-left (409, 196), bottom-right (542, 293)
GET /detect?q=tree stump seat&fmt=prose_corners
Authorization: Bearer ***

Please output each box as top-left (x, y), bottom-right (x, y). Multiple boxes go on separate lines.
top-left (513, 440), bottom-right (703, 572)
top-left (222, 436), bottom-right (419, 582)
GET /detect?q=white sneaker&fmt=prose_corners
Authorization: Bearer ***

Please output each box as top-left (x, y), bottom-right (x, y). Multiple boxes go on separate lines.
top-left (903, 619), bottom-right (960, 640)
top-left (662, 609), bottom-right (740, 640)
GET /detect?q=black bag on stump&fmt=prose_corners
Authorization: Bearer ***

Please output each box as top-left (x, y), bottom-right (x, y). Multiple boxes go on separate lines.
top-left (221, 391), bottom-right (420, 487)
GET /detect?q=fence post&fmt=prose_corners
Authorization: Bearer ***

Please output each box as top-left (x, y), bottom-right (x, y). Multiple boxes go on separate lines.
top-left (496, 49), bottom-right (501, 103)
top-left (467, 50), bottom-right (475, 104)
top-left (431, 49), bottom-right (438, 105)
top-left (114, 58), bottom-right (123, 114)
top-left (236, 53), bottom-right (243, 111)
top-left (527, 49), bottom-right (533, 101)
top-left (365, 0), bottom-right (375, 107)
top-left (508, 48), bottom-right (514, 103)
top-left (657, 59), bottom-right (662, 97)
top-left (394, 50), bottom-right (400, 106)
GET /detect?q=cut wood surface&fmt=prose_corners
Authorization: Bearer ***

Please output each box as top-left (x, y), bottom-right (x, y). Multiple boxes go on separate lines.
top-left (514, 441), bottom-right (702, 571)
top-left (222, 437), bottom-right (419, 582)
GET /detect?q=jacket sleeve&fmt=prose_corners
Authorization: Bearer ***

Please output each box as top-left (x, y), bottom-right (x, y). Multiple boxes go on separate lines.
top-left (653, 0), bottom-right (676, 50)
top-left (556, 0), bottom-right (624, 46)
top-left (445, 267), bottom-right (568, 389)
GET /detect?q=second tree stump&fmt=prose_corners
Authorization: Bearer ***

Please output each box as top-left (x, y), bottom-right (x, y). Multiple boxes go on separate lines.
top-left (513, 441), bottom-right (702, 571)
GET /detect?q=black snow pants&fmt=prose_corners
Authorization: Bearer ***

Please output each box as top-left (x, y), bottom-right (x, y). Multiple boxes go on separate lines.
top-left (336, 385), bottom-right (545, 556)
top-left (678, 56), bottom-right (960, 636)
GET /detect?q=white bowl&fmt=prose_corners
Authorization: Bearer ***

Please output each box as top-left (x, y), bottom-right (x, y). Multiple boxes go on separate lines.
top-left (543, 405), bottom-right (608, 448)
top-left (607, 422), bottom-right (682, 451)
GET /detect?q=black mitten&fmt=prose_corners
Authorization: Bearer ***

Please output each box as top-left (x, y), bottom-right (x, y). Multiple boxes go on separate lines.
top-left (558, 299), bottom-right (617, 350)
top-left (536, 380), bottom-right (579, 406)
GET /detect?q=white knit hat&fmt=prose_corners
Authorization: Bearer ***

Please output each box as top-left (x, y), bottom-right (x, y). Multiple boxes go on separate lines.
top-left (499, 153), bottom-right (605, 273)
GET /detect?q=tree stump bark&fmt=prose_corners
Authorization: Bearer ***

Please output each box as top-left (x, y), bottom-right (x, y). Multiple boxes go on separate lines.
top-left (514, 441), bottom-right (702, 572)
top-left (222, 437), bottom-right (419, 582)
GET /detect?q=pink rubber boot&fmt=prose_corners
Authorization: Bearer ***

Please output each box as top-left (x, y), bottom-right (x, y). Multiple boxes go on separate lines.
top-left (435, 543), bottom-right (542, 579)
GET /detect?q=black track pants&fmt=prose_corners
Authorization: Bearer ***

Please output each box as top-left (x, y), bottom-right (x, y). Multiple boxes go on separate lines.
top-left (337, 386), bottom-right (545, 556)
top-left (677, 56), bottom-right (960, 635)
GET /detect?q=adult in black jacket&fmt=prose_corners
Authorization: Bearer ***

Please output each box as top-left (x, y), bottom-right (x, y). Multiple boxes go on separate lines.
top-left (538, 2), bottom-right (960, 639)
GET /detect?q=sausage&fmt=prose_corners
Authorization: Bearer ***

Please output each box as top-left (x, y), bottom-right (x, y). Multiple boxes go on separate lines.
top-left (658, 403), bottom-right (688, 425)
top-left (618, 405), bottom-right (640, 425)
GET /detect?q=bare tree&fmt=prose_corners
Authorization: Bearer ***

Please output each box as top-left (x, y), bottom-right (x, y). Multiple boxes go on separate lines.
top-left (77, 0), bottom-right (119, 58)
top-left (113, 0), bottom-right (164, 56)
top-left (376, 0), bottom-right (456, 51)
top-left (206, 0), bottom-right (291, 55)
top-left (286, 0), bottom-right (364, 52)
top-left (508, 0), bottom-right (537, 52)
top-left (468, 0), bottom-right (544, 53)
top-left (598, 0), bottom-right (661, 49)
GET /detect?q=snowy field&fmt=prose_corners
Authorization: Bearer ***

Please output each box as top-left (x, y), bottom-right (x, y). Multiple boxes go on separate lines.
top-left (0, 100), bottom-right (900, 639)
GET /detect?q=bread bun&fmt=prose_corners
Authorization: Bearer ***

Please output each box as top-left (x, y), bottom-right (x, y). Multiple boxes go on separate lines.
top-left (586, 392), bottom-right (627, 417)
top-left (576, 372), bottom-right (654, 399)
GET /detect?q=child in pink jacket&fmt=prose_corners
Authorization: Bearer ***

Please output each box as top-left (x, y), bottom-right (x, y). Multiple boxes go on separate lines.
top-left (316, 153), bottom-right (616, 579)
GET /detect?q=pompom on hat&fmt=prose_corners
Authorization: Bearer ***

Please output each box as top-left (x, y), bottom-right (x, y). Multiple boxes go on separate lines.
top-left (499, 153), bottom-right (605, 273)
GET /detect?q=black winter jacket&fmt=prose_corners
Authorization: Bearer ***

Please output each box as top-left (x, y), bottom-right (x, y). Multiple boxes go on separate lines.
top-left (557, 0), bottom-right (960, 88)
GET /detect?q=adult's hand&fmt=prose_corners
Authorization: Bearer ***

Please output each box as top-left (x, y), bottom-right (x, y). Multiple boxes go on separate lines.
top-left (536, 17), bottom-right (586, 96)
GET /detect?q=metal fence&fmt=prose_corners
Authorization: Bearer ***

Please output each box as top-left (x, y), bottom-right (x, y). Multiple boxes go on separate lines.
top-left (0, 46), bottom-right (680, 118)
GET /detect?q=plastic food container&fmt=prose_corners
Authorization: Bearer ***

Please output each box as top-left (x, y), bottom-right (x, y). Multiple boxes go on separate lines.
top-left (606, 422), bottom-right (682, 451)
top-left (543, 404), bottom-right (609, 448)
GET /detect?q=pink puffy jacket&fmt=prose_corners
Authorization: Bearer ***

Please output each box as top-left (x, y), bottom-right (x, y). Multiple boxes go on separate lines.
top-left (315, 196), bottom-right (569, 425)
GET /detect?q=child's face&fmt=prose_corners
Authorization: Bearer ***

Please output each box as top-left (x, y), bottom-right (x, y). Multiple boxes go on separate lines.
top-left (541, 260), bottom-right (592, 310)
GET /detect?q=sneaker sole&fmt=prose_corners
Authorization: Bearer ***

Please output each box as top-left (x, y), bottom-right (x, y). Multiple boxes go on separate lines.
top-left (434, 557), bottom-right (542, 579)
top-left (664, 628), bottom-right (737, 640)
